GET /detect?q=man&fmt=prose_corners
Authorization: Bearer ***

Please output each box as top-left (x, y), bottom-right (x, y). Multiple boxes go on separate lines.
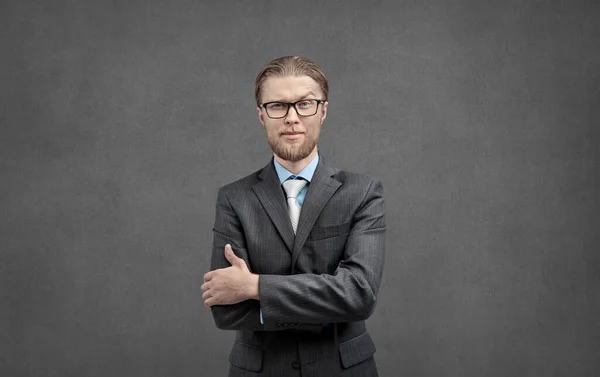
top-left (202, 56), bottom-right (385, 376)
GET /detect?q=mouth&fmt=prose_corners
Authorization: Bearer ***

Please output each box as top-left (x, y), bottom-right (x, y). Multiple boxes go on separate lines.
top-left (281, 132), bottom-right (304, 141)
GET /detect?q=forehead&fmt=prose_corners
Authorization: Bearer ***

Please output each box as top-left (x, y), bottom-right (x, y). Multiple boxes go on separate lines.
top-left (261, 75), bottom-right (322, 102)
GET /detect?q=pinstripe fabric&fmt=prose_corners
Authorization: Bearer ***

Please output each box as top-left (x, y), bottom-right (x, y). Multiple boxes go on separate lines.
top-left (210, 157), bottom-right (385, 377)
top-left (282, 179), bottom-right (308, 234)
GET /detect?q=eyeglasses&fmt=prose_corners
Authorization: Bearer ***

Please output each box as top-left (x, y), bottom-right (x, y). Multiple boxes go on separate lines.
top-left (260, 99), bottom-right (325, 119)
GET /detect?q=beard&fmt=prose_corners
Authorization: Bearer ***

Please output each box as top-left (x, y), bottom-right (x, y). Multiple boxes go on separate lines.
top-left (267, 133), bottom-right (317, 162)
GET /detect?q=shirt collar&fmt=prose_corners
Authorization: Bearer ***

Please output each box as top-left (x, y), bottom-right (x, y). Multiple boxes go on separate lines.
top-left (273, 154), bottom-right (319, 184)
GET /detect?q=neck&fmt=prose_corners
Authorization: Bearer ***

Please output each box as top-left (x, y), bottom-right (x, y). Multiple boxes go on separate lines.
top-left (274, 147), bottom-right (318, 175)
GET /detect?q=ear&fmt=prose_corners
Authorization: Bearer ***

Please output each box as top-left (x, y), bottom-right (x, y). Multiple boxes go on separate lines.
top-left (320, 101), bottom-right (328, 124)
top-left (257, 107), bottom-right (265, 126)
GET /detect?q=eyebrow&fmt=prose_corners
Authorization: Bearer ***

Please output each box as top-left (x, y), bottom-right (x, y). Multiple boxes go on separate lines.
top-left (264, 91), bottom-right (317, 103)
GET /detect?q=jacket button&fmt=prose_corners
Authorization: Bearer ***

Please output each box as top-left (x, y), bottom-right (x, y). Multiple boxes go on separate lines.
top-left (291, 360), bottom-right (300, 369)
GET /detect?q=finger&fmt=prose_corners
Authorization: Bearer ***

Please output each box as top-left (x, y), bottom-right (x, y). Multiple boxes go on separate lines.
top-left (202, 290), bottom-right (212, 301)
top-left (224, 244), bottom-right (239, 265)
top-left (204, 271), bottom-right (213, 282)
top-left (225, 244), bottom-right (247, 269)
top-left (204, 297), bottom-right (216, 307)
top-left (201, 282), bottom-right (209, 292)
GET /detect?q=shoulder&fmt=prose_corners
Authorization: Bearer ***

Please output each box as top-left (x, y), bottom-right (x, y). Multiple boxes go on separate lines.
top-left (333, 169), bottom-right (381, 188)
top-left (217, 168), bottom-right (263, 197)
top-left (326, 162), bottom-right (383, 195)
top-left (325, 166), bottom-right (385, 218)
top-left (318, 157), bottom-right (381, 187)
top-left (327, 166), bottom-right (384, 205)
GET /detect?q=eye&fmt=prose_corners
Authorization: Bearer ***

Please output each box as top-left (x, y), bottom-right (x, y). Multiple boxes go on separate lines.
top-left (267, 102), bottom-right (285, 110)
top-left (297, 100), bottom-right (312, 108)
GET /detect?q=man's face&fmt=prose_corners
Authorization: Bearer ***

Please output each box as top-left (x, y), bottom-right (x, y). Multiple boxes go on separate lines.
top-left (257, 75), bottom-right (328, 163)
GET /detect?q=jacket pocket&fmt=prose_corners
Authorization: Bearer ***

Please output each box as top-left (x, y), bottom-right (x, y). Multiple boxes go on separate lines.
top-left (308, 222), bottom-right (351, 241)
top-left (229, 341), bottom-right (263, 372)
top-left (339, 332), bottom-right (376, 369)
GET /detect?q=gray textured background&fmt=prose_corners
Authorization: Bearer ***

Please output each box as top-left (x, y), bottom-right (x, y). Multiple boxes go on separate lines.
top-left (1, 1), bottom-right (599, 376)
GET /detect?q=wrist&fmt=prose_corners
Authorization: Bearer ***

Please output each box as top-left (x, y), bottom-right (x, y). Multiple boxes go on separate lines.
top-left (248, 273), bottom-right (260, 300)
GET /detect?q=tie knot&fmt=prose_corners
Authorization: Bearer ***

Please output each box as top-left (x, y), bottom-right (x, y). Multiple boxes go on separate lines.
top-left (282, 179), bottom-right (308, 199)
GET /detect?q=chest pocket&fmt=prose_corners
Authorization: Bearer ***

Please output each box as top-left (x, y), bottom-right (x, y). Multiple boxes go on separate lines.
top-left (308, 222), bottom-right (351, 241)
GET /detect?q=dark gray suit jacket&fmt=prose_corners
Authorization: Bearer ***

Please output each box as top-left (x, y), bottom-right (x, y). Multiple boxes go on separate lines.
top-left (210, 157), bottom-right (386, 377)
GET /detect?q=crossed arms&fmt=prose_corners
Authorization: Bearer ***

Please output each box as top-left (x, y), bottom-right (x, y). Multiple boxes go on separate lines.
top-left (203, 179), bottom-right (385, 331)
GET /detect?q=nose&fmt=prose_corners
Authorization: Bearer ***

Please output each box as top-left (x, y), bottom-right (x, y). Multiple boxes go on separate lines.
top-left (284, 105), bottom-right (300, 125)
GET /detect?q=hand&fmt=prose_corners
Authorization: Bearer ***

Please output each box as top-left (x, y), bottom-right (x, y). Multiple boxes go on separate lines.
top-left (202, 244), bottom-right (259, 307)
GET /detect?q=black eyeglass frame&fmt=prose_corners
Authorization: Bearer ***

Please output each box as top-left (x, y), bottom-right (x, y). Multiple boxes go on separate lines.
top-left (260, 99), bottom-right (326, 119)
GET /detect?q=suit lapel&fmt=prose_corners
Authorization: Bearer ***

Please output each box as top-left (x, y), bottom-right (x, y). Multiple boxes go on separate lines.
top-left (292, 159), bottom-right (341, 267)
top-left (252, 160), bottom-right (295, 253)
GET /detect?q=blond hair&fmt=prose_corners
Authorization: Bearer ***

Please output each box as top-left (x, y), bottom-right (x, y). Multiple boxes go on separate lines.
top-left (254, 56), bottom-right (329, 106)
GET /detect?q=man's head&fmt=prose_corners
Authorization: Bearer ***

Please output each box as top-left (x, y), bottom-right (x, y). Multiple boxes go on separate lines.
top-left (255, 56), bottom-right (329, 163)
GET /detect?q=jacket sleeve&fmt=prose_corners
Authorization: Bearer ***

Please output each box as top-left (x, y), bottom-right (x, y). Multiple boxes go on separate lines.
top-left (209, 188), bottom-right (323, 332)
top-left (208, 187), bottom-right (264, 331)
top-left (259, 179), bottom-right (386, 329)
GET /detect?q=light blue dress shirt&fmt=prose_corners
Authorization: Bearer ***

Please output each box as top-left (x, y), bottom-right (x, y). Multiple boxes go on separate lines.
top-left (260, 154), bottom-right (319, 324)
top-left (273, 154), bottom-right (319, 206)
